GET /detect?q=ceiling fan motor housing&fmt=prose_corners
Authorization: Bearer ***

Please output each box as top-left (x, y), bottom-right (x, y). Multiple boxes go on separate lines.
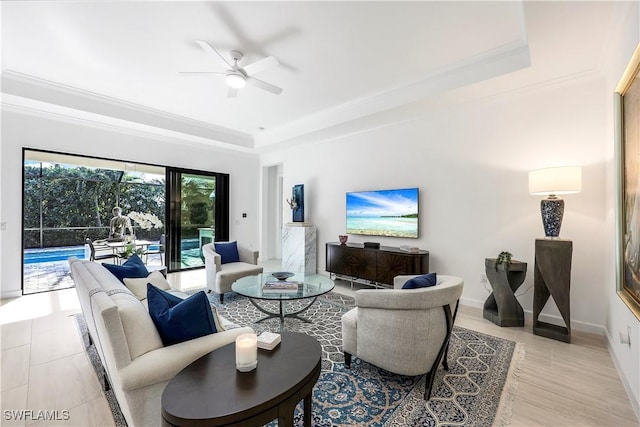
top-left (229, 50), bottom-right (244, 63)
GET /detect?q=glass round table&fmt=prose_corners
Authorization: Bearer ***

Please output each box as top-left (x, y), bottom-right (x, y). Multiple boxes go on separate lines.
top-left (231, 272), bottom-right (335, 331)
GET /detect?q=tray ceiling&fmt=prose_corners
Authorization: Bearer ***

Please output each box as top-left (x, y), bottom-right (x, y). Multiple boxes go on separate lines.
top-left (1, 1), bottom-right (619, 151)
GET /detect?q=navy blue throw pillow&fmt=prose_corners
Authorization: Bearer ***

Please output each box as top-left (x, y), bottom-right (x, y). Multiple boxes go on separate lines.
top-left (102, 254), bottom-right (149, 283)
top-left (214, 241), bottom-right (240, 264)
top-left (402, 273), bottom-right (438, 289)
top-left (147, 284), bottom-right (217, 346)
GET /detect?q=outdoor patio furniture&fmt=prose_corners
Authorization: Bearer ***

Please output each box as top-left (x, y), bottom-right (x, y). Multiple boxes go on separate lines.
top-left (85, 238), bottom-right (118, 263)
top-left (145, 234), bottom-right (165, 264)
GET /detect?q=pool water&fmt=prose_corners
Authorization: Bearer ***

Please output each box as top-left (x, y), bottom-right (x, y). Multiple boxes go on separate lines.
top-left (24, 246), bottom-right (86, 264)
top-left (24, 244), bottom-right (162, 264)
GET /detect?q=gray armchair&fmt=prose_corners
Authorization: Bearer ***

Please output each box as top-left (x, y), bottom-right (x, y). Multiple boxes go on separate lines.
top-left (202, 242), bottom-right (263, 303)
top-left (341, 274), bottom-right (464, 400)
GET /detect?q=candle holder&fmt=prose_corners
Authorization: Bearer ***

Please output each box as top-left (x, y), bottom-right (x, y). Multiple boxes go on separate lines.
top-left (235, 333), bottom-right (258, 372)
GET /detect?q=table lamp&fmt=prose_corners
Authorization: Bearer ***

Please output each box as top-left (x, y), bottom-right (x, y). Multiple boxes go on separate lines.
top-left (529, 166), bottom-right (581, 238)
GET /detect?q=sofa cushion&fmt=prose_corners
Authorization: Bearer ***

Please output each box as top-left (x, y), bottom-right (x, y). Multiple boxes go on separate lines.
top-left (103, 254), bottom-right (149, 283)
top-left (110, 290), bottom-right (164, 359)
top-left (123, 271), bottom-right (171, 300)
top-left (402, 272), bottom-right (437, 289)
top-left (147, 284), bottom-right (218, 346)
top-left (72, 260), bottom-right (164, 359)
top-left (214, 241), bottom-right (240, 264)
top-left (217, 262), bottom-right (263, 281)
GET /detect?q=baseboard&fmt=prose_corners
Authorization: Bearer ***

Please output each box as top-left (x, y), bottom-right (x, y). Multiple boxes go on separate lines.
top-left (459, 298), bottom-right (604, 335)
top-left (460, 297), bottom-right (484, 309)
top-left (0, 290), bottom-right (22, 300)
top-left (604, 329), bottom-right (640, 421)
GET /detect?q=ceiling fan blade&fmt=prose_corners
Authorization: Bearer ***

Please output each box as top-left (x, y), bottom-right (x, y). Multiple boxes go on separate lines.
top-left (228, 87), bottom-right (238, 98)
top-left (194, 40), bottom-right (233, 68)
top-left (242, 56), bottom-right (279, 76)
top-left (178, 71), bottom-right (226, 76)
top-left (246, 76), bottom-right (282, 95)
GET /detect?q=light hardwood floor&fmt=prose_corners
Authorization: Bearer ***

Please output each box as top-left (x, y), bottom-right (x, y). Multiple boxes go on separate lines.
top-left (1, 267), bottom-right (638, 427)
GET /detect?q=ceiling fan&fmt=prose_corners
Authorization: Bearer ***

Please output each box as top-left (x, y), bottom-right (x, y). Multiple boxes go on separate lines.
top-left (180, 40), bottom-right (282, 98)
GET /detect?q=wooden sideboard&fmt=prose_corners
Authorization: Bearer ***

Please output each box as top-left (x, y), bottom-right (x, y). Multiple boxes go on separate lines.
top-left (325, 242), bottom-right (429, 286)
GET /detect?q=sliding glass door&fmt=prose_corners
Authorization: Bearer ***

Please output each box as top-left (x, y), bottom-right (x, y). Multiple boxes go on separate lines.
top-left (22, 149), bottom-right (166, 294)
top-left (166, 168), bottom-right (229, 272)
top-left (22, 149), bottom-right (231, 293)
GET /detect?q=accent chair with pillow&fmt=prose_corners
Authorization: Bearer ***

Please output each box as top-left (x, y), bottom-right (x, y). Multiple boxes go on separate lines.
top-left (202, 241), bottom-right (263, 303)
top-left (341, 274), bottom-right (464, 400)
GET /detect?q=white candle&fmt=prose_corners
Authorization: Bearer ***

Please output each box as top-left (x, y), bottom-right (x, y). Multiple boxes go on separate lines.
top-left (235, 333), bottom-right (258, 372)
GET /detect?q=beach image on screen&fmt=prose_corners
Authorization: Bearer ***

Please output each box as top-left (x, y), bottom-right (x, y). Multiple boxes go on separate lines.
top-left (346, 188), bottom-right (419, 238)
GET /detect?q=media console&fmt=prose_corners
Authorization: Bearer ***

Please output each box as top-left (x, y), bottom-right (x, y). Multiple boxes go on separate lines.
top-left (325, 242), bottom-right (429, 287)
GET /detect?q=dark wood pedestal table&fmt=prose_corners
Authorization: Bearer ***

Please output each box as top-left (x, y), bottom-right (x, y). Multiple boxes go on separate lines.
top-left (533, 238), bottom-right (573, 343)
top-left (483, 258), bottom-right (527, 327)
top-left (161, 332), bottom-right (322, 427)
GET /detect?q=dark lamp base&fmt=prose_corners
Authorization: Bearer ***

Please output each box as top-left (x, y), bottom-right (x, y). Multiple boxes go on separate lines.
top-left (540, 197), bottom-right (564, 237)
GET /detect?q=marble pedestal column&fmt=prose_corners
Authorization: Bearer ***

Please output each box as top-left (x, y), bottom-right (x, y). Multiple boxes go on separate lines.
top-left (282, 223), bottom-right (317, 274)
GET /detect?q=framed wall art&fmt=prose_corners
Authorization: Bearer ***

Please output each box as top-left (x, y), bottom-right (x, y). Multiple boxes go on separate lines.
top-left (616, 42), bottom-right (640, 320)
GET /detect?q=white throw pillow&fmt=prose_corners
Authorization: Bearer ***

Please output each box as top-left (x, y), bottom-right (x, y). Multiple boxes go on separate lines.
top-left (124, 271), bottom-right (171, 300)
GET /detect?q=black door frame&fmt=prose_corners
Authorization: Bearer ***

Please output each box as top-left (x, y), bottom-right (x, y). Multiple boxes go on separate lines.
top-left (166, 167), bottom-right (229, 273)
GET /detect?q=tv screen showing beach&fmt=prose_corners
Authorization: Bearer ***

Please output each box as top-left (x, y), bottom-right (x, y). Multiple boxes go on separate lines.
top-left (346, 188), bottom-right (419, 238)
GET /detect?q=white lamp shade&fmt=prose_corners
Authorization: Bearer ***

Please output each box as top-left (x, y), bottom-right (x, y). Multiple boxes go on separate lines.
top-left (529, 166), bottom-right (582, 196)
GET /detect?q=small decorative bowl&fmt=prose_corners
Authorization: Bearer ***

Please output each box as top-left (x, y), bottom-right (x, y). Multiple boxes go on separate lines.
top-left (271, 272), bottom-right (294, 281)
top-left (339, 235), bottom-right (348, 245)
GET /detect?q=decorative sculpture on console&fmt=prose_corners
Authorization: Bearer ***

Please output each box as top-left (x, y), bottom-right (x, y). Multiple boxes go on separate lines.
top-left (286, 184), bottom-right (304, 222)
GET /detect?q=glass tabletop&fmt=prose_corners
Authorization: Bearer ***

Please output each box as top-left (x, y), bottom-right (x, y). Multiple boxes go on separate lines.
top-left (231, 272), bottom-right (335, 301)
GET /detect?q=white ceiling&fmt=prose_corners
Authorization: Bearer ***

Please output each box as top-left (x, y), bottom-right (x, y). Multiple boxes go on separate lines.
top-left (1, 1), bottom-right (621, 151)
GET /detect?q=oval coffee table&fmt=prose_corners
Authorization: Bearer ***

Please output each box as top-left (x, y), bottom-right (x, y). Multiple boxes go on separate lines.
top-left (231, 272), bottom-right (335, 331)
top-left (161, 332), bottom-right (321, 427)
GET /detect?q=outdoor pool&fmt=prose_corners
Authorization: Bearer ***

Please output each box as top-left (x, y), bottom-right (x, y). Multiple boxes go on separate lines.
top-left (24, 244), bottom-right (162, 264)
top-left (24, 246), bottom-right (86, 264)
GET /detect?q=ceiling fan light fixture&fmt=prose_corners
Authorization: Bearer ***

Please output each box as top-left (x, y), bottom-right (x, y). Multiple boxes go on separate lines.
top-left (226, 72), bottom-right (246, 89)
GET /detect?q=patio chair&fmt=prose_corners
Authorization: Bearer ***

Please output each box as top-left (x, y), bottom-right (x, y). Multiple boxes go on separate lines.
top-left (144, 234), bottom-right (165, 264)
top-left (85, 238), bottom-right (117, 263)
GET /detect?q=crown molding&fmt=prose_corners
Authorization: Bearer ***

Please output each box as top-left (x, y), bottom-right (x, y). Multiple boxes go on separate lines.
top-left (1, 94), bottom-right (257, 156)
top-left (255, 39), bottom-right (531, 149)
top-left (256, 68), bottom-right (602, 155)
top-left (1, 70), bottom-right (254, 149)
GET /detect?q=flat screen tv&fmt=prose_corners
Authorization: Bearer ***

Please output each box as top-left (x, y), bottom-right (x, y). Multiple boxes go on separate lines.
top-left (346, 187), bottom-right (419, 238)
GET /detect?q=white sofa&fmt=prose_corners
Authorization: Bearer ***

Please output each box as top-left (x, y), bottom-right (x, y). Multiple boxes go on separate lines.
top-left (202, 242), bottom-right (263, 303)
top-left (69, 257), bottom-right (253, 427)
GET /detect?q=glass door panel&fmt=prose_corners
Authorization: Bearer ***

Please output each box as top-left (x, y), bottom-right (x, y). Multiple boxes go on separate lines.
top-left (167, 168), bottom-right (229, 272)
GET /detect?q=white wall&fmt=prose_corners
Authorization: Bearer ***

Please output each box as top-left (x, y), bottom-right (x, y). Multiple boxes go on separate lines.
top-left (260, 5), bottom-right (640, 413)
top-left (260, 163), bottom-right (283, 260)
top-left (0, 109), bottom-right (260, 298)
top-left (601, 1), bottom-right (640, 415)
top-left (262, 75), bottom-right (607, 330)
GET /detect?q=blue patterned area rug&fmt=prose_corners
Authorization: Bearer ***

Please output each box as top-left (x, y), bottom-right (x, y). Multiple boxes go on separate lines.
top-left (212, 292), bottom-right (524, 427)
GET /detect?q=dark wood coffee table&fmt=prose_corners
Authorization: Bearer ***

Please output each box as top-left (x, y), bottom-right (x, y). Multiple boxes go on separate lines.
top-left (161, 332), bottom-right (322, 427)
